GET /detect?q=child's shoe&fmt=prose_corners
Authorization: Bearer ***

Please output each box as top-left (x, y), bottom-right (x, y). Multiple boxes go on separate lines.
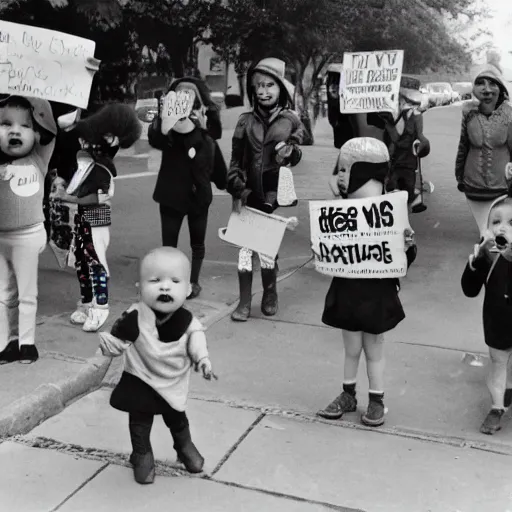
top-left (129, 452), bottom-right (155, 484)
top-left (172, 426), bottom-right (205, 473)
top-left (361, 400), bottom-right (385, 427)
top-left (18, 345), bottom-right (39, 364)
top-left (480, 408), bottom-right (504, 435)
top-left (70, 301), bottom-right (91, 325)
top-left (317, 391), bottom-right (357, 419)
top-left (187, 283), bottom-right (202, 300)
top-left (83, 302), bottom-right (109, 332)
top-left (0, 340), bottom-right (20, 365)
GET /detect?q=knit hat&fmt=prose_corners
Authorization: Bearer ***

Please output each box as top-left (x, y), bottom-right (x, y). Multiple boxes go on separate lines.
top-left (246, 57), bottom-right (293, 107)
top-left (0, 95), bottom-right (57, 138)
top-left (473, 52), bottom-right (509, 97)
top-left (334, 137), bottom-right (390, 197)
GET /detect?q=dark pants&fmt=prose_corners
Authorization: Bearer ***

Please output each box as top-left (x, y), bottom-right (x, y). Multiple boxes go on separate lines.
top-left (387, 167), bottom-right (416, 203)
top-left (128, 410), bottom-right (189, 455)
top-left (159, 205), bottom-right (208, 283)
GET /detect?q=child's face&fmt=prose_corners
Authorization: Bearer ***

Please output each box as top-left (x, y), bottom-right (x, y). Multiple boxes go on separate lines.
top-left (0, 105), bottom-right (38, 158)
top-left (139, 251), bottom-right (191, 314)
top-left (252, 72), bottom-right (280, 108)
top-left (489, 203), bottom-right (512, 256)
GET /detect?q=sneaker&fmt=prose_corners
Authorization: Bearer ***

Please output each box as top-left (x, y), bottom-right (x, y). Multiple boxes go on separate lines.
top-left (361, 400), bottom-right (386, 427)
top-left (83, 305), bottom-right (109, 332)
top-left (480, 408), bottom-right (504, 435)
top-left (0, 340), bottom-right (20, 365)
top-left (18, 345), bottom-right (39, 364)
top-left (317, 391), bottom-right (357, 419)
top-left (187, 283), bottom-right (202, 300)
top-left (70, 302), bottom-right (91, 325)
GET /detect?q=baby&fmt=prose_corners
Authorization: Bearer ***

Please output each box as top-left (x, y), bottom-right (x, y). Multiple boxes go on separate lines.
top-left (99, 247), bottom-right (215, 484)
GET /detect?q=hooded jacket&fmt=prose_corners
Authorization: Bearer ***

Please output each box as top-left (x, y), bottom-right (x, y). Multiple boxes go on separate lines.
top-left (455, 66), bottom-right (512, 200)
top-left (227, 58), bottom-right (305, 209)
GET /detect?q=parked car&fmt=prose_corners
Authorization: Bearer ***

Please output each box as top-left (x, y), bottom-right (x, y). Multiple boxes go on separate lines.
top-left (424, 82), bottom-right (454, 107)
top-left (451, 82), bottom-right (473, 101)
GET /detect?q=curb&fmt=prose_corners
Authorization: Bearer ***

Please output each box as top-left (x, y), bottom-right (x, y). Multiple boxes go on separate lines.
top-left (0, 354), bottom-right (111, 438)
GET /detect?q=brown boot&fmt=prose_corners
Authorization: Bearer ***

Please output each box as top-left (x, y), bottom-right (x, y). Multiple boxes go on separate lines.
top-left (261, 268), bottom-right (278, 316)
top-left (231, 271), bottom-right (253, 322)
top-left (172, 426), bottom-right (204, 473)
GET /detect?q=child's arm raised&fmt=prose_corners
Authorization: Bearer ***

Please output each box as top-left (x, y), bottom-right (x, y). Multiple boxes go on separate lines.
top-left (461, 237), bottom-right (494, 297)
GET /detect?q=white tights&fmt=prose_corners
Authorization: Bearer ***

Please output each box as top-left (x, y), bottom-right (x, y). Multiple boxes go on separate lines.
top-left (238, 247), bottom-right (275, 271)
top-left (342, 330), bottom-right (385, 393)
top-left (487, 347), bottom-right (512, 409)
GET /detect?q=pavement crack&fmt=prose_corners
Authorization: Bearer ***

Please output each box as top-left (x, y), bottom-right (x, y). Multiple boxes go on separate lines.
top-left (204, 478), bottom-right (365, 512)
top-left (50, 462), bottom-right (109, 511)
top-left (209, 412), bottom-right (266, 477)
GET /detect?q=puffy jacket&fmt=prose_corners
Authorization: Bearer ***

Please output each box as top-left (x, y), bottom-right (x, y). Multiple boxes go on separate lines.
top-left (455, 101), bottom-right (512, 200)
top-left (227, 107), bottom-right (304, 209)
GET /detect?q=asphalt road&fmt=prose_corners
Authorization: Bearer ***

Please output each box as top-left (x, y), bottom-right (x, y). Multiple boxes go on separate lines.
top-left (38, 105), bottom-right (481, 352)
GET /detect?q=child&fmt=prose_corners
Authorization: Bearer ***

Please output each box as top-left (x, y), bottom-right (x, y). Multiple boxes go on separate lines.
top-left (51, 104), bottom-right (141, 332)
top-left (99, 247), bottom-right (215, 484)
top-left (316, 137), bottom-right (417, 427)
top-left (148, 81), bottom-right (228, 300)
top-left (0, 95), bottom-right (57, 364)
top-left (227, 57), bottom-right (304, 321)
top-left (461, 183), bottom-right (512, 435)
top-left (384, 84), bottom-right (431, 206)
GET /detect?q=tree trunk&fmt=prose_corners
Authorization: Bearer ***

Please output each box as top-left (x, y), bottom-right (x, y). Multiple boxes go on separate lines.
top-left (293, 69), bottom-right (314, 146)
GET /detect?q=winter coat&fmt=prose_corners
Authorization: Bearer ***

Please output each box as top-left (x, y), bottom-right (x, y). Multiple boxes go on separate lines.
top-left (455, 100), bottom-right (512, 200)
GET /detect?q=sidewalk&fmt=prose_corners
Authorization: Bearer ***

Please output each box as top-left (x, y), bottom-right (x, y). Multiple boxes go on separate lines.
top-left (3, 266), bottom-right (512, 511)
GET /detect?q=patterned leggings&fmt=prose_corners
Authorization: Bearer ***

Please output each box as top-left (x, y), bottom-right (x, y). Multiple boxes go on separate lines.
top-left (238, 247), bottom-right (275, 271)
top-left (74, 214), bottom-right (109, 306)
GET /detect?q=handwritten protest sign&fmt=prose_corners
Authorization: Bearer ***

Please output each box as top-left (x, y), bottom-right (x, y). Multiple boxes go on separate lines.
top-left (0, 21), bottom-right (99, 108)
top-left (161, 90), bottom-right (194, 134)
top-left (339, 50), bottom-right (404, 114)
top-left (310, 191), bottom-right (410, 278)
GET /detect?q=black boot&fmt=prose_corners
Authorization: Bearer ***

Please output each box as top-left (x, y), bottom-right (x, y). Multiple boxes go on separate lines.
top-left (187, 257), bottom-right (203, 300)
top-left (129, 416), bottom-right (155, 484)
top-left (172, 426), bottom-right (204, 473)
top-left (231, 271), bottom-right (253, 322)
top-left (0, 340), bottom-right (20, 365)
top-left (261, 268), bottom-right (278, 316)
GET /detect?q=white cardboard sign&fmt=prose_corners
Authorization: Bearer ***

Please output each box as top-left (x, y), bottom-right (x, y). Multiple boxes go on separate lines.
top-left (339, 50), bottom-right (404, 114)
top-left (0, 21), bottom-right (99, 108)
top-left (309, 191), bottom-right (410, 278)
top-left (161, 90), bottom-right (194, 134)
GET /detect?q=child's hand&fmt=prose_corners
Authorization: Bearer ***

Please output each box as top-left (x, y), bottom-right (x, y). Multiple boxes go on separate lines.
top-left (469, 230), bottom-right (495, 267)
top-left (111, 310), bottom-right (140, 342)
top-left (275, 142), bottom-right (294, 165)
top-left (196, 357), bottom-right (218, 381)
top-left (404, 228), bottom-right (415, 250)
top-left (0, 165), bottom-right (15, 181)
top-left (505, 162), bottom-right (512, 182)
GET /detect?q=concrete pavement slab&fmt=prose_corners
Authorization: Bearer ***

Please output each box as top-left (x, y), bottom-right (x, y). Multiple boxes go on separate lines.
top-left (0, 441), bottom-right (104, 512)
top-left (25, 388), bottom-right (261, 473)
top-left (190, 315), bottom-right (512, 449)
top-left (58, 464), bottom-right (341, 512)
top-left (215, 415), bottom-right (512, 512)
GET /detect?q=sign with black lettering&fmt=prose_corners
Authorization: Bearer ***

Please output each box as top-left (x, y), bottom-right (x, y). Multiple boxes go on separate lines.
top-left (0, 21), bottom-right (99, 108)
top-left (339, 50), bottom-right (404, 114)
top-left (309, 191), bottom-right (410, 278)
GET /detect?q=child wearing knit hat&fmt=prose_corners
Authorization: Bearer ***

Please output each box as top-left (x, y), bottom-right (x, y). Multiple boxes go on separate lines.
top-left (0, 95), bottom-right (57, 364)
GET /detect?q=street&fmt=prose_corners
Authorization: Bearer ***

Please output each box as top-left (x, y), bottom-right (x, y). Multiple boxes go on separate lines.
top-left (2, 105), bottom-right (512, 512)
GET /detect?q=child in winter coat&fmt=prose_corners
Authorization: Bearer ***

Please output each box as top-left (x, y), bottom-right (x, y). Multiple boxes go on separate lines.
top-left (316, 137), bottom-right (417, 427)
top-left (51, 104), bottom-right (141, 332)
top-left (0, 95), bottom-right (57, 364)
top-left (461, 177), bottom-right (512, 435)
top-left (99, 247), bottom-right (215, 484)
top-left (148, 80), bottom-right (228, 300)
top-left (227, 57), bottom-right (304, 322)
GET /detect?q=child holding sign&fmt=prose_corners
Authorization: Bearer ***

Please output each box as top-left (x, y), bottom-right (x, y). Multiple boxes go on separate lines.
top-left (0, 95), bottom-right (57, 364)
top-left (316, 137), bottom-right (417, 427)
top-left (148, 81), bottom-right (227, 300)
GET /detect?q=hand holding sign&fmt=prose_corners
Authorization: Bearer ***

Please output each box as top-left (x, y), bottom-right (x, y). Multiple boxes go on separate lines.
top-left (161, 90), bottom-right (194, 135)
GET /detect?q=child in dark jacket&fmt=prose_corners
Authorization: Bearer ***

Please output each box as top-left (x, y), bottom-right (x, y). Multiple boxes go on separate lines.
top-left (227, 57), bottom-right (305, 322)
top-left (148, 80), bottom-right (228, 300)
top-left (461, 188), bottom-right (512, 435)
